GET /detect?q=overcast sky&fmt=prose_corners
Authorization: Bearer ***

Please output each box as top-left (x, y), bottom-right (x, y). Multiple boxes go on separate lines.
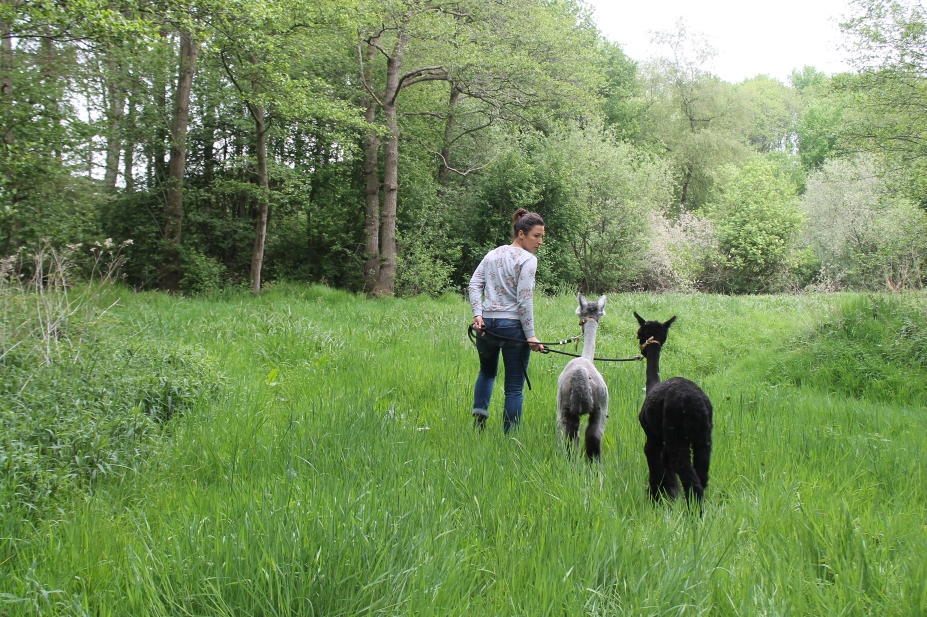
top-left (585, 0), bottom-right (856, 83)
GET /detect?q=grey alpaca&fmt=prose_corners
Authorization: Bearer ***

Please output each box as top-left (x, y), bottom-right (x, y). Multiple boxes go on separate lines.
top-left (556, 294), bottom-right (609, 460)
top-left (634, 312), bottom-right (713, 506)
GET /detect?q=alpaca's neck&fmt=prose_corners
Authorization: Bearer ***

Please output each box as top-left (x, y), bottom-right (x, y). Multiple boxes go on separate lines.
top-left (644, 346), bottom-right (661, 393)
top-left (581, 320), bottom-right (599, 361)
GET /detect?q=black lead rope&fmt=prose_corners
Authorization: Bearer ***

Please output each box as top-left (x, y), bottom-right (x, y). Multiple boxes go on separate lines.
top-left (467, 324), bottom-right (644, 390)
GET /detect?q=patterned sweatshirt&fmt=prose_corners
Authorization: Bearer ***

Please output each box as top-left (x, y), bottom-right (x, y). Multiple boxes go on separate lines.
top-left (468, 245), bottom-right (538, 338)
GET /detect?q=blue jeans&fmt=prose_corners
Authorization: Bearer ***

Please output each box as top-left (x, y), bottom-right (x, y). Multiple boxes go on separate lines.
top-left (472, 318), bottom-right (530, 433)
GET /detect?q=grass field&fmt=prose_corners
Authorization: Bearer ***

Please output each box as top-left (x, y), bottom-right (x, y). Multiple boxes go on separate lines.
top-left (2, 285), bottom-right (926, 616)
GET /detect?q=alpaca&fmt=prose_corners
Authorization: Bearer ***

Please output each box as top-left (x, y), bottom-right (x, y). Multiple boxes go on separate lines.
top-left (634, 312), bottom-right (713, 505)
top-left (556, 294), bottom-right (609, 460)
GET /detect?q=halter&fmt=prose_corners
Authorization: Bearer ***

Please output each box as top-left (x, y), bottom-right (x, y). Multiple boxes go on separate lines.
top-left (640, 336), bottom-right (662, 353)
top-left (579, 316), bottom-right (598, 327)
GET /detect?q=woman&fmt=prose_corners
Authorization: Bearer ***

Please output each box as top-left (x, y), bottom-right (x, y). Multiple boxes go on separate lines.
top-left (468, 208), bottom-right (546, 433)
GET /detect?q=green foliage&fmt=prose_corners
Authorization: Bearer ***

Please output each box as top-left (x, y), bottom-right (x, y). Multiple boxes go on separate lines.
top-left (179, 247), bottom-right (226, 295)
top-left (99, 192), bottom-right (167, 288)
top-left (707, 158), bottom-right (805, 292)
top-left (801, 154), bottom-right (927, 290)
top-left (532, 123), bottom-right (673, 293)
top-left (395, 233), bottom-right (460, 297)
top-left (0, 260), bottom-right (223, 513)
top-left (773, 293), bottom-right (927, 405)
top-left (642, 24), bottom-right (749, 210)
top-left (598, 40), bottom-right (643, 140)
top-left (0, 333), bottom-right (222, 512)
top-left (737, 74), bottom-right (800, 153)
top-left (839, 2), bottom-right (927, 203)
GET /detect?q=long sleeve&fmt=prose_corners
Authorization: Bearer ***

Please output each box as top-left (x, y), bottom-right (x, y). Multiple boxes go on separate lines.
top-left (468, 257), bottom-right (487, 317)
top-left (515, 255), bottom-right (537, 338)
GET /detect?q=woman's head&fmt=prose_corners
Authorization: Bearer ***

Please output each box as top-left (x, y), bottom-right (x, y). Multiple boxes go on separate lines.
top-left (512, 208), bottom-right (545, 253)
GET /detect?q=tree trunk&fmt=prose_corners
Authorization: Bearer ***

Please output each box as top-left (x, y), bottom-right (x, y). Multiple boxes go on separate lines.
top-left (159, 31), bottom-right (198, 292)
top-left (103, 59), bottom-right (125, 190)
top-left (1, 0), bottom-right (13, 133)
top-left (438, 85), bottom-right (459, 187)
top-left (248, 89), bottom-right (269, 294)
top-left (1, 1), bottom-right (15, 253)
top-left (150, 27), bottom-right (171, 189)
top-left (372, 33), bottom-right (406, 296)
top-left (376, 105), bottom-right (399, 295)
top-left (362, 99), bottom-right (380, 291)
top-left (361, 40), bottom-right (380, 292)
top-left (123, 92), bottom-right (136, 193)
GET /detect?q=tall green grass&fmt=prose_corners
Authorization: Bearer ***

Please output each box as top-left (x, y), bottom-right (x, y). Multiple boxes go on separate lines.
top-left (2, 285), bottom-right (925, 616)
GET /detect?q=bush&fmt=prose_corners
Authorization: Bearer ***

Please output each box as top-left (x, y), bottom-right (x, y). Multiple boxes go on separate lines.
top-left (800, 155), bottom-right (927, 290)
top-left (706, 158), bottom-right (805, 293)
top-left (0, 247), bottom-right (223, 514)
top-left (640, 208), bottom-right (718, 291)
top-left (395, 234), bottom-right (460, 297)
top-left (0, 333), bottom-right (222, 513)
top-left (179, 248), bottom-right (226, 296)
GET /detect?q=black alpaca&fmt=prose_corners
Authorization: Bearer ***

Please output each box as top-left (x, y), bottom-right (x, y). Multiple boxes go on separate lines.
top-left (634, 312), bottom-right (713, 506)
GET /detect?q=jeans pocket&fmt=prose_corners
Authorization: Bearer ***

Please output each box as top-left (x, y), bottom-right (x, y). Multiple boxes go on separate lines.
top-left (495, 322), bottom-right (525, 346)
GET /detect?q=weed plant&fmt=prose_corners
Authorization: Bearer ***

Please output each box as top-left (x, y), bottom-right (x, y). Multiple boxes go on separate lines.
top-left (0, 245), bottom-right (222, 515)
top-left (2, 284), bottom-right (926, 616)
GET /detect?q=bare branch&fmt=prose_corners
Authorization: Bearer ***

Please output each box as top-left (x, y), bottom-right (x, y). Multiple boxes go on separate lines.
top-left (356, 42), bottom-right (384, 109)
top-left (434, 150), bottom-right (495, 177)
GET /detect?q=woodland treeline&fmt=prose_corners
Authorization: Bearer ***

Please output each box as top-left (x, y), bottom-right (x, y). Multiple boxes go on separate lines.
top-left (3, 0), bottom-right (927, 296)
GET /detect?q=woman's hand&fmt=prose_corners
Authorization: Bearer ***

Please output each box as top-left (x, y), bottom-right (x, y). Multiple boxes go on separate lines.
top-left (527, 336), bottom-right (545, 352)
top-left (472, 316), bottom-right (485, 331)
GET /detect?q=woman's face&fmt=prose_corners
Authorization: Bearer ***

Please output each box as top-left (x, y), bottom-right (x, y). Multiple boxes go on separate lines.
top-left (518, 225), bottom-right (545, 253)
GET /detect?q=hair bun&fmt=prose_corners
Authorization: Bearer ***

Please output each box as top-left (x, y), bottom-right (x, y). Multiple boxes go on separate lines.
top-left (512, 208), bottom-right (528, 223)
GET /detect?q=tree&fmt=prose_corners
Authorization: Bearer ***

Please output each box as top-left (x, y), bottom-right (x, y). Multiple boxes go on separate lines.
top-left (531, 123), bottom-right (672, 293)
top-left (706, 158), bottom-right (805, 293)
top-left (210, 0), bottom-right (359, 293)
top-left (641, 21), bottom-right (748, 210)
top-left (737, 74), bottom-right (800, 154)
top-left (801, 154), bottom-right (927, 289)
top-left (841, 0), bottom-right (927, 203)
top-left (356, 0), bottom-right (604, 295)
top-left (159, 28), bottom-right (199, 292)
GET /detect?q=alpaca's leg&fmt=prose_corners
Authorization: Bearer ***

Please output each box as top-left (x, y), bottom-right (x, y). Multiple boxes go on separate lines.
top-left (693, 442), bottom-right (711, 491)
top-left (667, 444), bottom-right (703, 504)
top-left (584, 411), bottom-right (605, 461)
top-left (561, 412), bottom-right (580, 457)
top-left (643, 436), bottom-right (671, 501)
top-left (658, 446), bottom-right (680, 499)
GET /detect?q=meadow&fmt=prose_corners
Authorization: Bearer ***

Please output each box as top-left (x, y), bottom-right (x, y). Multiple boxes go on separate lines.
top-left (2, 285), bottom-right (926, 616)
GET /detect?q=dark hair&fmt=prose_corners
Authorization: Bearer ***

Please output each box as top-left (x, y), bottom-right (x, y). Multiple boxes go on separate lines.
top-left (512, 208), bottom-right (545, 238)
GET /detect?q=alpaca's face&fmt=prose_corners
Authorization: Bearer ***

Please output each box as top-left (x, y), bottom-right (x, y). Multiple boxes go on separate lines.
top-left (576, 293), bottom-right (607, 321)
top-left (633, 312), bottom-right (676, 346)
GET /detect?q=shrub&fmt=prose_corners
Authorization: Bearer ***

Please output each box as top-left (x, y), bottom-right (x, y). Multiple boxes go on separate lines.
top-left (0, 245), bottom-right (223, 515)
top-left (179, 248), bottom-right (226, 296)
top-left (706, 158), bottom-right (805, 293)
top-left (0, 335), bottom-right (222, 512)
top-left (800, 155), bottom-right (927, 290)
top-left (640, 208), bottom-right (718, 291)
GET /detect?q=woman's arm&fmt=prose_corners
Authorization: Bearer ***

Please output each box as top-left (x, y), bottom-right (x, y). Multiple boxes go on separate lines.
top-left (516, 255), bottom-right (543, 350)
top-left (468, 257), bottom-right (487, 324)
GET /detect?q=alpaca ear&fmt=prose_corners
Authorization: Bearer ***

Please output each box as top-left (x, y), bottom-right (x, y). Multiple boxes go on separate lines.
top-left (634, 311), bottom-right (645, 326)
top-left (576, 292), bottom-right (586, 315)
top-left (597, 295), bottom-right (607, 310)
top-left (664, 315), bottom-right (677, 328)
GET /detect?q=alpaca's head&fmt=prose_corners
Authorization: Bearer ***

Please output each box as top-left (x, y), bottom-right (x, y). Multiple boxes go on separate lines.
top-left (576, 293), bottom-right (607, 324)
top-left (633, 312), bottom-right (676, 349)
